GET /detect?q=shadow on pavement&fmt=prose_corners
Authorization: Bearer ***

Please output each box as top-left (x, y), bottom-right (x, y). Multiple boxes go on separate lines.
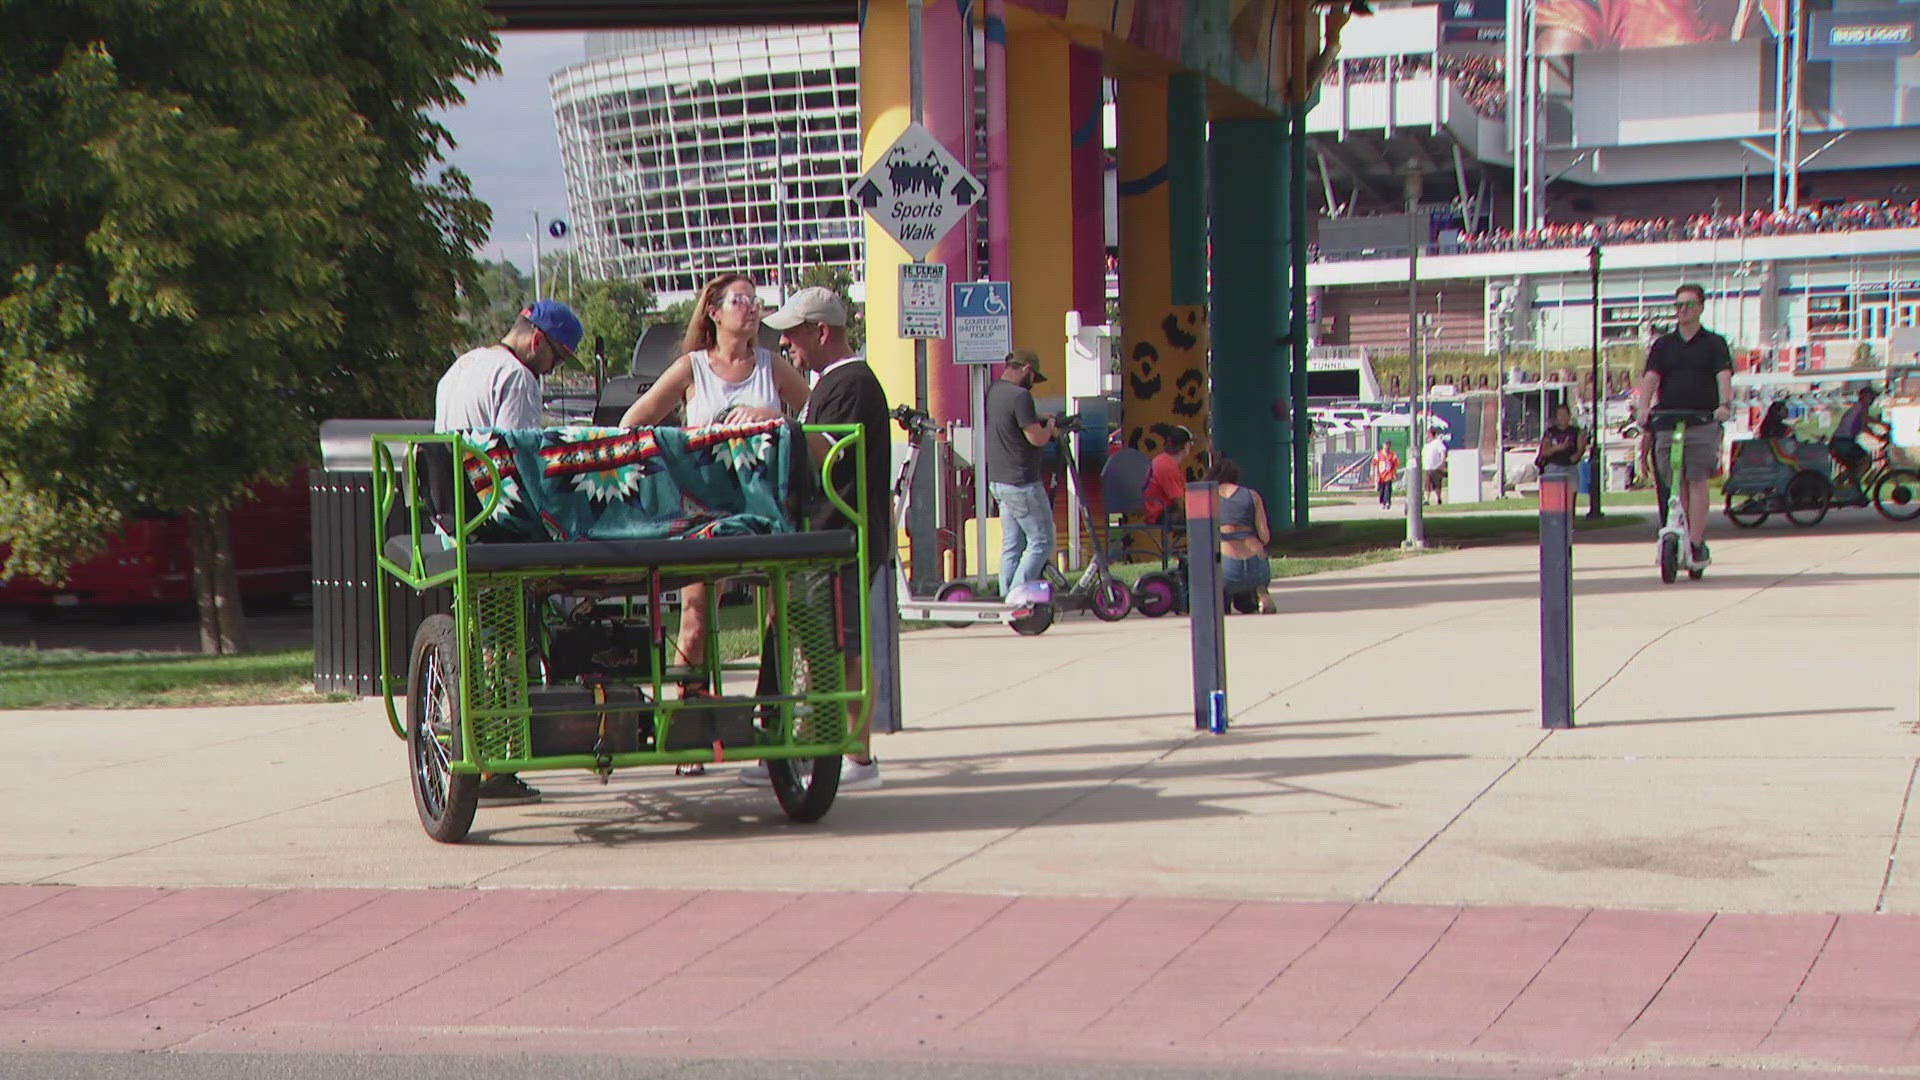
top-left (1572, 705), bottom-right (1896, 728)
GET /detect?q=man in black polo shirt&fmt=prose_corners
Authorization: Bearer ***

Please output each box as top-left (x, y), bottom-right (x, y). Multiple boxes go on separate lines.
top-left (1634, 283), bottom-right (1733, 566)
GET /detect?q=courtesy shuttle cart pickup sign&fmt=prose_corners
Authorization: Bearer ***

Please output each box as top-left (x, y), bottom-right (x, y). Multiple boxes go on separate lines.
top-left (952, 281), bottom-right (1012, 364)
top-left (853, 123), bottom-right (980, 261)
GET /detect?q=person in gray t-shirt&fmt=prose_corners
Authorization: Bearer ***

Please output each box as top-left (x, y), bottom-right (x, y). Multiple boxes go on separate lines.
top-left (434, 299), bottom-right (582, 433)
top-left (984, 349), bottom-right (1058, 595)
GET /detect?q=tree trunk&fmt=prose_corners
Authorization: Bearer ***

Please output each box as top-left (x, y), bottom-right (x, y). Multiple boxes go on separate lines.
top-left (187, 506), bottom-right (248, 655)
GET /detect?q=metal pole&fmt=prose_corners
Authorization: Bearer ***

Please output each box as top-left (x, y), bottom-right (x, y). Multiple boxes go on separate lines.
top-left (1184, 482), bottom-right (1226, 732)
top-left (1404, 171), bottom-right (1426, 548)
top-left (1587, 244), bottom-right (1604, 517)
top-left (532, 211), bottom-right (543, 299)
top-left (1539, 464), bottom-right (1575, 729)
top-left (1496, 317), bottom-right (1508, 497)
top-left (972, 363), bottom-right (989, 586)
top-left (905, 0), bottom-right (938, 595)
top-left (775, 128), bottom-right (788, 301)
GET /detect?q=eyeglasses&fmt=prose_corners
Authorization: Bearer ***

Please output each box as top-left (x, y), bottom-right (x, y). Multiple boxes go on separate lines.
top-left (721, 294), bottom-right (763, 311)
top-left (1675, 300), bottom-right (1703, 310)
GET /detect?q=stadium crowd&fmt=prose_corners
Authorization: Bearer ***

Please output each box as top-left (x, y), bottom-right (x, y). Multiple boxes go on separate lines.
top-left (1452, 200), bottom-right (1920, 253)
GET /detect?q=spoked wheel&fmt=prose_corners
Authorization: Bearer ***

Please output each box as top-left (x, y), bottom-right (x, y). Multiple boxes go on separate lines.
top-left (1783, 471), bottom-right (1832, 527)
top-left (1723, 492), bottom-right (1770, 529)
top-left (932, 580), bottom-right (981, 629)
top-left (408, 614), bottom-right (479, 844)
top-left (756, 592), bottom-right (843, 824)
top-left (1133, 572), bottom-right (1178, 617)
top-left (1872, 468), bottom-right (1920, 522)
top-left (1009, 603), bottom-right (1054, 636)
top-left (1658, 533), bottom-right (1680, 585)
top-left (1088, 576), bottom-right (1133, 622)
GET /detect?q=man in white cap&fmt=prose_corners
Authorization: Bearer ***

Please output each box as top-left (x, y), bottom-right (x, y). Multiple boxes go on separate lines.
top-left (749, 286), bottom-right (889, 790)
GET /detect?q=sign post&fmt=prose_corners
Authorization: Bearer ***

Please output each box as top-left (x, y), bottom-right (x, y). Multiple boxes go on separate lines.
top-left (852, 120), bottom-right (983, 595)
top-left (953, 282), bottom-right (1013, 585)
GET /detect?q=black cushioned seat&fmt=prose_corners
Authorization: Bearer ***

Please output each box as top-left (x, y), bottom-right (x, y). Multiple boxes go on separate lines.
top-left (384, 529), bottom-right (857, 578)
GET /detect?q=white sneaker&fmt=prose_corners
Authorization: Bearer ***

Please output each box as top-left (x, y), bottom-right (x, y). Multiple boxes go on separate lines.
top-left (840, 758), bottom-right (882, 792)
top-left (736, 761), bottom-right (770, 786)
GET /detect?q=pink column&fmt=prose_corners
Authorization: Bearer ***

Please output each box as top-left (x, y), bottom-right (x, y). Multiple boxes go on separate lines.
top-left (921, 0), bottom-right (977, 424)
top-left (984, 0), bottom-right (1011, 285)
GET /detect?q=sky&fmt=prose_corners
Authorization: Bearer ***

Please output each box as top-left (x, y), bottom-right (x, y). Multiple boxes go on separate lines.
top-left (433, 31), bottom-right (588, 273)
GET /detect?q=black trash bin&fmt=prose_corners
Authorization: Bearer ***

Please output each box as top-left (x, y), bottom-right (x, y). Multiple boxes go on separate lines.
top-left (312, 419), bottom-right (449, 696)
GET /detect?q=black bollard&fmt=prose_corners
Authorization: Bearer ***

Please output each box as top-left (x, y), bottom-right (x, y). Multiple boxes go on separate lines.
top-left (1539, 465), bottom-right (1575, 729)
top-left (1185, 482), bottom-right (1227, 733)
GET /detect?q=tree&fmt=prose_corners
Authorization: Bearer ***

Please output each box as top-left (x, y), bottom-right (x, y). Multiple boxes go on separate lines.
top-left (794, 264), bottom-right (865, 352)
top-left (0, 0), bottom-right (495, 652)
top-left (455, 258), bottom-right (533, 351)
top-left (571, 277), bottom-right (656, 375)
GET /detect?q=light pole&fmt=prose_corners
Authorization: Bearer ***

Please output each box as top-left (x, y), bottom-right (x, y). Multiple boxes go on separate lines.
top-left (1403, 169), bottom-right (1426, 549)
top-left (1587, 244), bottom-right (1604, 517)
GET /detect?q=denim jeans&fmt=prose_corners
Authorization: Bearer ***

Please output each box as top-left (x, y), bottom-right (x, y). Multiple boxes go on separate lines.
top-left (990, 481), bottom-right (1054, 596)
top-left (1221, 554), bottom-right (1272, 597)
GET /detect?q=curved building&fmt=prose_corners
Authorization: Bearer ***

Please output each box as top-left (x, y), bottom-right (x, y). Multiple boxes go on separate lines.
top-left (549, 27), bottom-right (864, 299)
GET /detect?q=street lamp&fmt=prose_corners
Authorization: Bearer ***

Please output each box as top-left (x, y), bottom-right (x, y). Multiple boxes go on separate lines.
top-left (1587, 244), bottom-right (1604, 518)
top-left (1403, 167), bottom-right (1426, 549)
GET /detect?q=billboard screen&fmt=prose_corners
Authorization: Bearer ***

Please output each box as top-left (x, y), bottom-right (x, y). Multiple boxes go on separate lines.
top-left (1535, 0), bottom-right (1781, 53)
top-left (1442, 0), bottom-right (1508, 43)
top-left (1809, 8), bottom-right (1920, 61)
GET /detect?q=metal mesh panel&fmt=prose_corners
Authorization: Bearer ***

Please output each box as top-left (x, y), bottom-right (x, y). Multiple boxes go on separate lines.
top-left (785, 570), bottom-right (846, 746)
top-left (465, 584), bottom-right (529, 762)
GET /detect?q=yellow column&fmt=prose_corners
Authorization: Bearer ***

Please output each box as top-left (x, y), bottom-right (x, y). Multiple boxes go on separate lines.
top-left (1004, 27), bottom-right (1075, 380)
top-left (859, 2), bottom-right (915, 409)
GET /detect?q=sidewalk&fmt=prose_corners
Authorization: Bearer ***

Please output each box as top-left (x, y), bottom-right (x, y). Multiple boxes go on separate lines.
top-left (1, 512), bottom-right (1915, 1073)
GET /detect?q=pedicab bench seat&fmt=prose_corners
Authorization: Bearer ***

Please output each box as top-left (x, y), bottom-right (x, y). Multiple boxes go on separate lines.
top-left (383, 529), bottom-right (857, 579)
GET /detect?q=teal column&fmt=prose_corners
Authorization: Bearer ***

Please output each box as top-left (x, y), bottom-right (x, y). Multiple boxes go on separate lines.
top-left (1168, 75), bottom-right (1209, 307)
top-left (1290, 102), bottom-right (1312, 529)
top-left (1207, 117), bottom-right (1292, 520)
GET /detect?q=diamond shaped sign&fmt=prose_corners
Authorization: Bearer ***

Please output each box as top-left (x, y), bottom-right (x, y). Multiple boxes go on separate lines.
top-left (851, 122), bottom-right (981, 261)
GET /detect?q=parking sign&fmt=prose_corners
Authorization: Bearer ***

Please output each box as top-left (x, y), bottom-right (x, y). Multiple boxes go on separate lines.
top-left (951, 281), bottom-right (1011, 365)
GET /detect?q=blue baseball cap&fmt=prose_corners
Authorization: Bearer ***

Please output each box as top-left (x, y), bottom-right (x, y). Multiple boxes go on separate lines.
top-left (521, 299), bottom-right (583, 357)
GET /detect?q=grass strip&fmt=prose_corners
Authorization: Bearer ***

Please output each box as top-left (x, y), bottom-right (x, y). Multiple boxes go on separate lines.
top-left (0, 647), bottom-right (349, 710)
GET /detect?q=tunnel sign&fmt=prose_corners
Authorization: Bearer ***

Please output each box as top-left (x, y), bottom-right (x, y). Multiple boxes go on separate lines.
top-left (852, 123), bottom-right (981, 261)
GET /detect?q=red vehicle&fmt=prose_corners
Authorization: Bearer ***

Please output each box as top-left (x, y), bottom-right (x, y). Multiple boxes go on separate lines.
top-left (0, 471), bottom-right (311, 612)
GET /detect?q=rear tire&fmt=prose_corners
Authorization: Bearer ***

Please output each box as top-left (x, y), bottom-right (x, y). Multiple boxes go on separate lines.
top-left (756, 616), bottom-right (842, 824)
top-left (932, 580), bottom-right (980, 629)
top-left (1783, 471), bottom-right (1831, 527)
top-left (1088, 577), bottom-right (1133, 621)
top-left (1872, 468), bottom-right (1920, 522)
top-left (1009, 603), bottom-right (1054, 636)
top-left (408, 614), bottom-right (479, 844)
top-left (1133, 572), bottom-right (1178, 618)
top-left (1723, 492), bottom-right (1769, 529)
top-left (1658, 534), bottom-right (1680, 585)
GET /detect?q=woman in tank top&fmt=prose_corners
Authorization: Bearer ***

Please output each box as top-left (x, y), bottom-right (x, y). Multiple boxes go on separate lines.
top-left (1207, 456), bottom-right (1276, 615)
top-left (618, 274), bottom-right (810, 772)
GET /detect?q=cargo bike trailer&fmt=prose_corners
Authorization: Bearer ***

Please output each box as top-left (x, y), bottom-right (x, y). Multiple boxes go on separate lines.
top-left (372, 421), bottom-right (876, 843)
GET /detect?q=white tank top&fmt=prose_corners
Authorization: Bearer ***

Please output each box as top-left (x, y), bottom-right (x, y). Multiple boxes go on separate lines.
top-left (684, 347), bottom-right (783, 426)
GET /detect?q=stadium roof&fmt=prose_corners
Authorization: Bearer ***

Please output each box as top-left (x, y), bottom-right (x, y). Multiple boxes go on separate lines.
top-left (490, 0), bottom-right (854, 29)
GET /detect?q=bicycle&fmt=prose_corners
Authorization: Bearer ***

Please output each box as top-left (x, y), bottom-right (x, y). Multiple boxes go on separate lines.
top-left (1798, 423), bottom-right (1920, 523)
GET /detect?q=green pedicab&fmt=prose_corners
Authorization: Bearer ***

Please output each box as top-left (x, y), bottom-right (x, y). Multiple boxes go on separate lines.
top-left (372, 420), bottom-right (875, 843)
top-left (1722, 437), bottom-right (1834, 528)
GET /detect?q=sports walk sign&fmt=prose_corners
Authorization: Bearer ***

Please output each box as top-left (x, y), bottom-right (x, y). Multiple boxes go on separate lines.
top-left (852, 123), bottom-right (981, 261)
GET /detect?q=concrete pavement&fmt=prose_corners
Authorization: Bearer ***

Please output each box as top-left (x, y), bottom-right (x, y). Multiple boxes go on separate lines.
top-left (2, 511), bottom-right (1916, 1074)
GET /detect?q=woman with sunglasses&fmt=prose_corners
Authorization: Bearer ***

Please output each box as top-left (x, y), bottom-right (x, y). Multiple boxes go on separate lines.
top-left (620, 274), bottom-right (810, 770)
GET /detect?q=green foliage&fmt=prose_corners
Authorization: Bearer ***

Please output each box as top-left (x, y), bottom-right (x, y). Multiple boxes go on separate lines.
top-left (455, 258), bottom-right (532, 350)
top-left (794, 264), bottom-right (865, 352)
top-left (0, 0), bottom-right (496, 580)
top-left (571, 278), bottom-right (656, 373)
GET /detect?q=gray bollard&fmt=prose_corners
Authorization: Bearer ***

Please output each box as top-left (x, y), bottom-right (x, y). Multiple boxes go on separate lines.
top-left (1185, 481), bottom-right (1227, 732)
top-left (1539, 465), bottom-right (1575, 729)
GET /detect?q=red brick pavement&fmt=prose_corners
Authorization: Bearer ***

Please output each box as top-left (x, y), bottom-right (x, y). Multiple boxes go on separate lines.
top-left (1, 885), bottom-right (1916, 1074)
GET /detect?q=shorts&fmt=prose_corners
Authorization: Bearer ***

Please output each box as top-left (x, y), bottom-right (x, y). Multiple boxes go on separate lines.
top-left (1651, 421), bottom-right (1722, 483)
top-left (1425, 467), bottom-right (1447, 492)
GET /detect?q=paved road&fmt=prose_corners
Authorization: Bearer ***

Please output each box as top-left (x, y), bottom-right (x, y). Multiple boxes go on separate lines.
top-left (0, 512), bottom-right (1915, 1076)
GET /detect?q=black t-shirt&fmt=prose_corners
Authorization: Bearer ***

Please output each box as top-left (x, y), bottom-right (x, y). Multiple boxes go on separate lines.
top-left (804, 359), bottom-right (892, 572)
top-left (1645, 328), bottom-right (1733, 414)
top-left (985, 378), bottom-right (1043, 486)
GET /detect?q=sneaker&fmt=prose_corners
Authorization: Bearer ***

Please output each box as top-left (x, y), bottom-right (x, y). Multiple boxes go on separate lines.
top-left (1691, 542), bottom-right (1711, 566)
top-left (736, 761), bottom-right (771, 786)
top-left (476, 774), bottom-right (542, 807)
top-left (840, 758), bottom-right (882, 792)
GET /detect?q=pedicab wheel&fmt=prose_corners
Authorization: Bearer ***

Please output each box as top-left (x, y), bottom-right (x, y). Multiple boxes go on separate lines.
top-left (1872, 468), bottom-right (1920, 522)
top-left (407, 614), bottom-right (479, 844)
top-left (1133, 572), bottom-right (1178, 617)
top-left (1009, 602), bottom-right (1054, 636)
top-left (1783, 470), bottom-right (1832, 527)
top-left (755, 619), bottom-right (842, 824)
top-left (933, 580), bottom-right (981, 629)
top-left (1658, 534), bottom-right (1680, 585)
top-left (1089, 577), bottom-right (1133, 622)
top-left (1723, 492), bottom-right (1769, 528)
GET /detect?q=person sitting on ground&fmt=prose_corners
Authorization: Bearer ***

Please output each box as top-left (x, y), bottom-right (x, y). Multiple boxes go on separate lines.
top-left (1208, 457), bottom-right (1276, 615)
top-left (1758, 400), bottom-right (1795, 441)
top-left (1828, 387), bottom-right (1879, 484)
top-left (1534, 404), bottom-right (1590, 471)
top-left (1143, 425), bottom-right (1196, 525)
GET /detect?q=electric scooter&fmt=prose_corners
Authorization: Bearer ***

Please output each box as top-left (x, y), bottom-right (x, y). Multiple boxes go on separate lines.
top-left (1632, 409), bottom-right (1715, 584)
top-left (888, 406), bottom-right (1055, 635)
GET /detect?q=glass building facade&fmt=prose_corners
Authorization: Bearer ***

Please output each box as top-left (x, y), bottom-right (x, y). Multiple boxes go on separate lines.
top-left (550, 27), bottom-right (864, 298)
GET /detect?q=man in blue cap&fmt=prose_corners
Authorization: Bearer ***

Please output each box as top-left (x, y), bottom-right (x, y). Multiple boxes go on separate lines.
top-left (435, 298), bottom-right (582, 433)
top-left (432, 298), bottom-right (581, 807)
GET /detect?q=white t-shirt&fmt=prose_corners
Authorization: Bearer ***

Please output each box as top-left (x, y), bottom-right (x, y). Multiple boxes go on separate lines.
top-left (1422, 436), bottom-right (1448, 471)
top-left (434, 345), bottom-right (541, 432)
